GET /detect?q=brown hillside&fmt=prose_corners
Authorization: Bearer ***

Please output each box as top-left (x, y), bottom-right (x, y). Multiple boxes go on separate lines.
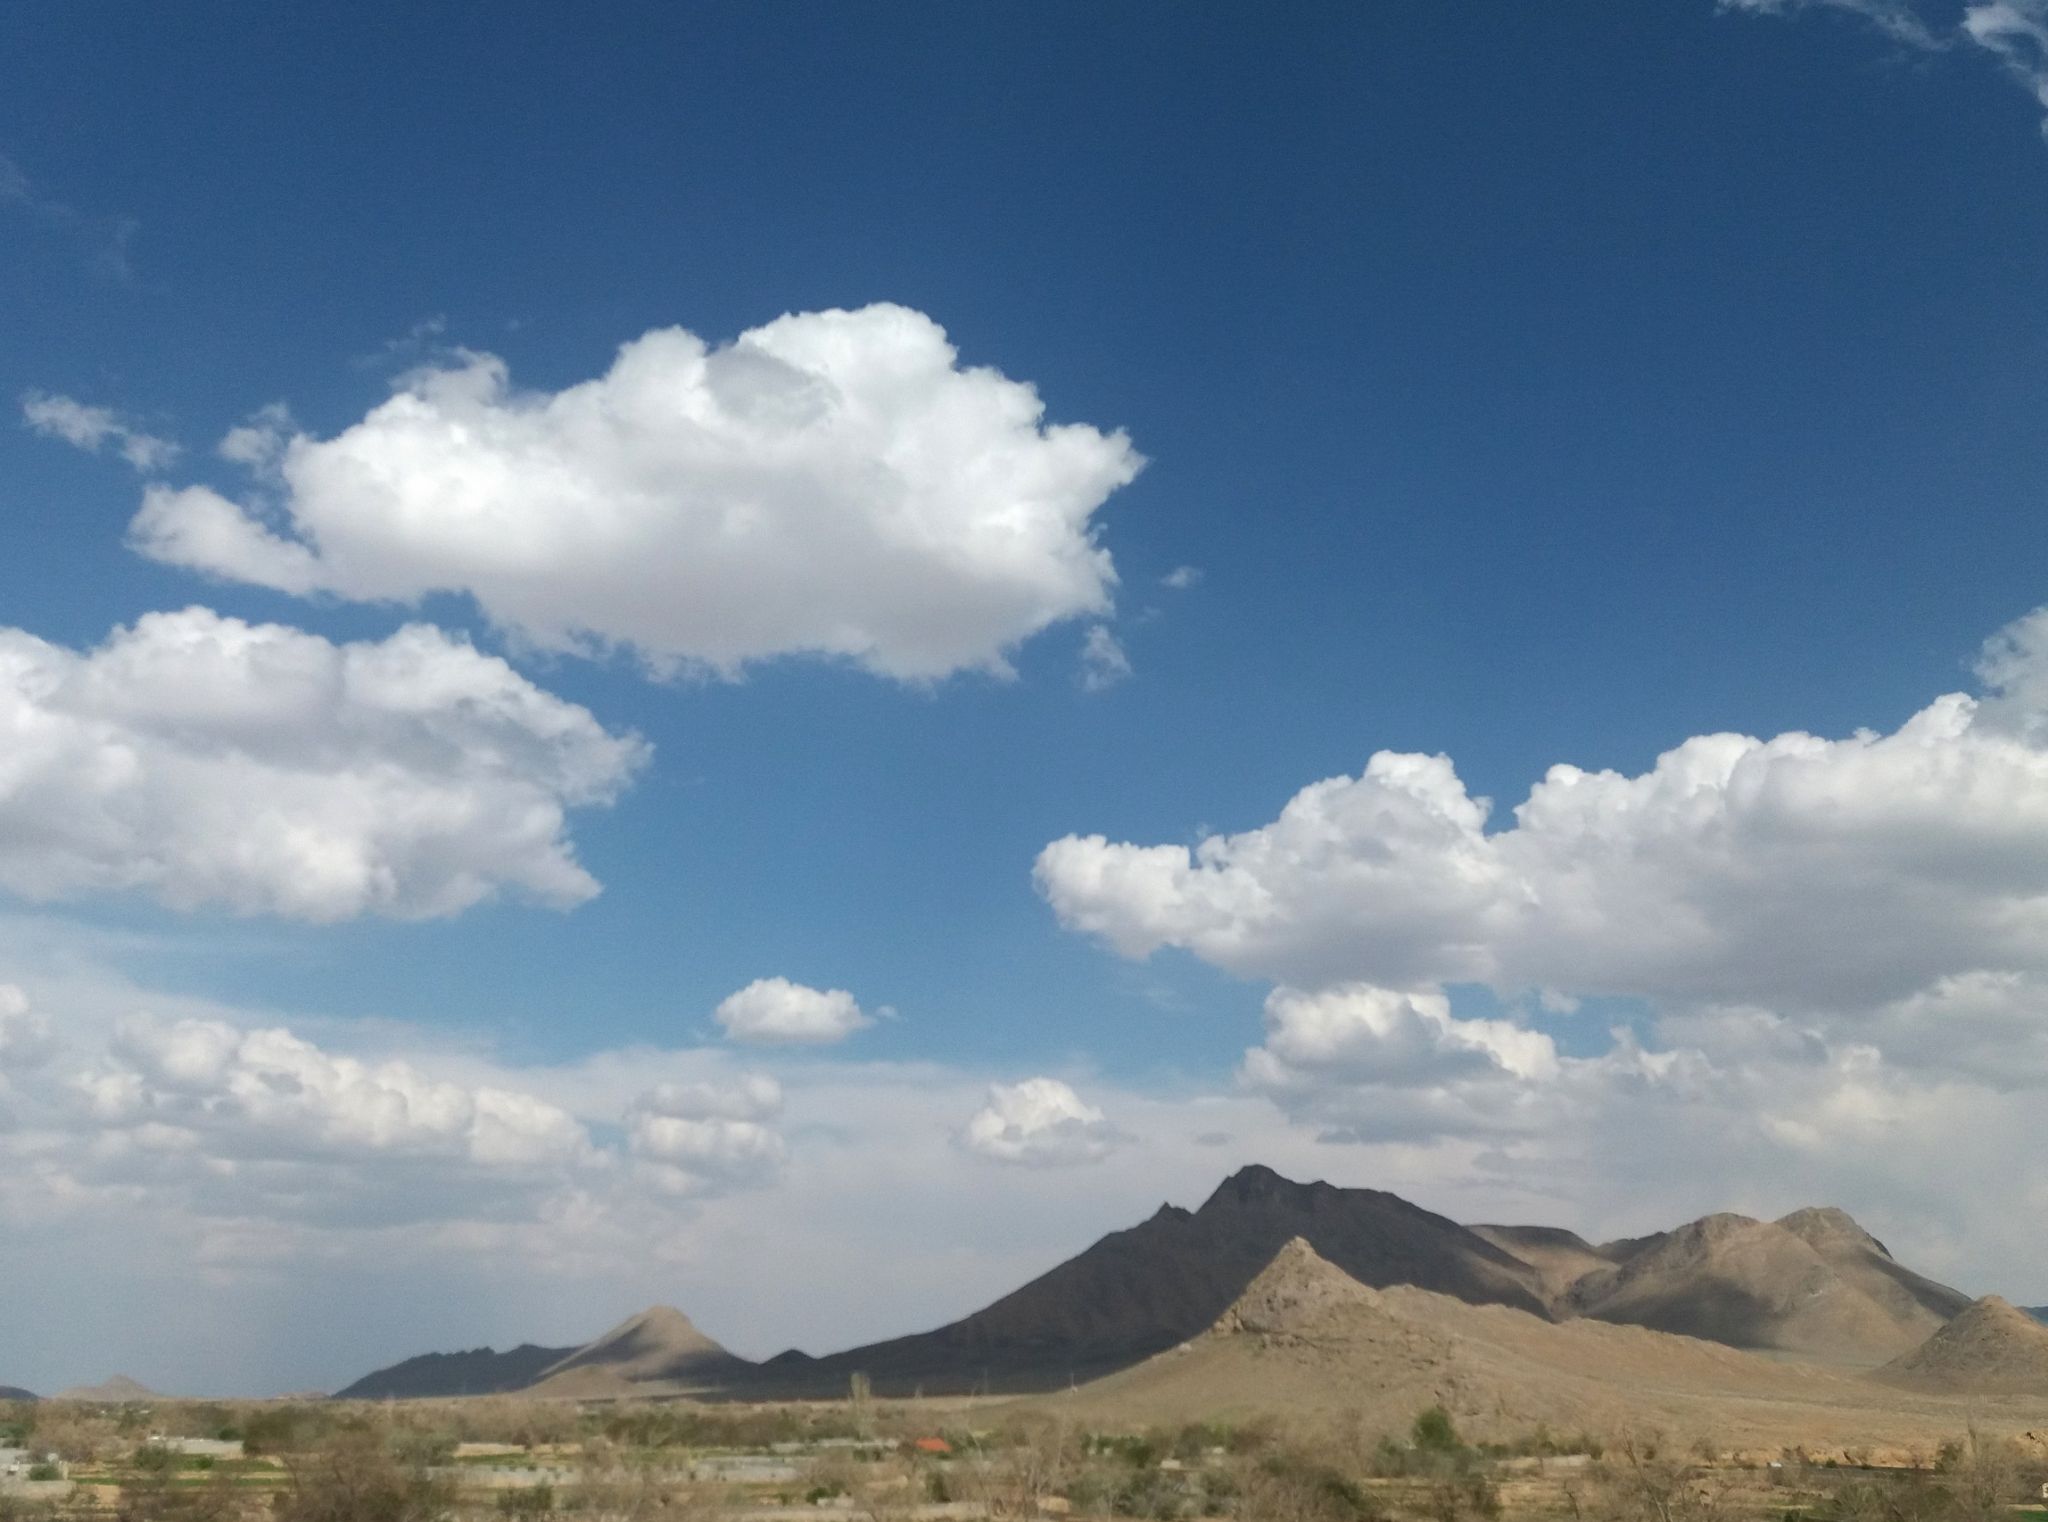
top-left (1563, 1211), bottom-right (1962, 1364)
top-left (1773, 1208), bottom-right (1971, 1331)
top-left (1054, 1242), bottom-right (2047, 1449)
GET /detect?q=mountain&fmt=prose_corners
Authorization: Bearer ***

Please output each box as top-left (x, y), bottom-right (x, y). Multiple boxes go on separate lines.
top-left (2026, 1306), bottom-right (2048, 1325)
top-left (1877, 1296), bottom-right (2048, 1395)
top-left (324, 1167), bottom-right (1979, 1401)
top-left (529, 1307), bottom-right (751, 1392)
top-left (53, 1375), bottom-right (158, 1402)
top-left (0, 1386), bottom-right (35, 1401)
top-left (332, 1344), bottom-right (577, 1400)
top-left (748, 1164), bottom-right (1547, 1395)
top-left (1560, 1209), bottom-right (1968, 1364)
top-left (1061, 1238), bottom-right (1880, 1443)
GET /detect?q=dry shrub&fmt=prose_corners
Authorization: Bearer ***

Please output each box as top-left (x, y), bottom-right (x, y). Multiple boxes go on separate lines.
top-left (1561, 1431), bottom-right (1727, 1522)
top-left (274, 1426), bottom-right (449, 1522)
top-left (21, 1404), bottom-right (120, 1463)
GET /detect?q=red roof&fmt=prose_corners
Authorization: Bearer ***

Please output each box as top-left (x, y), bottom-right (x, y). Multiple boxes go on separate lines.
top-left (912, 1437), bottom-right (952, 1455)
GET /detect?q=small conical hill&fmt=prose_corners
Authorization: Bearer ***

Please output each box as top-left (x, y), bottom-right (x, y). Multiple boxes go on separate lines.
top-left (1209, 1236), bottom-right (1389, 1339)
top-left (536, 1305), bottom-right (747, 1388)
top-left (1878, 1296), bottom-right (2048, 1395)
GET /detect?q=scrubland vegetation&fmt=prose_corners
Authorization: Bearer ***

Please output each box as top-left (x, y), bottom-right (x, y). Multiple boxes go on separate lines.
top-left (2, 1400), bottom-right (2042, 1522)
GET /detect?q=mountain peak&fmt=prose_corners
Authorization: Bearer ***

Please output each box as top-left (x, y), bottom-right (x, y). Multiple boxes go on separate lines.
top-left (1775, 1206), bottom-right (1889, 1260)
top-left (1203, 1163), bottom-right (1331, 1212)
top-left (534, 1303), bottom-right (742, 1388)
top-left (615, 1305), bottom-right (701, 1335)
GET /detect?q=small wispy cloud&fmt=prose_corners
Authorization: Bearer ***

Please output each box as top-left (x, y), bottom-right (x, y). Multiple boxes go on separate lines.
top-left (1725, 0), bottom-right (2048, 136)
top-left (1162, 564), bottom-right (1204, 590)
top-left (1964, 1), bottom-right (2048, 126)
top-left (0, 153), bottom-right (138, 284)
top-left (22, 392), bottom-right (179, 473)
top-left (1079, 623), bottom-right (1133, 692)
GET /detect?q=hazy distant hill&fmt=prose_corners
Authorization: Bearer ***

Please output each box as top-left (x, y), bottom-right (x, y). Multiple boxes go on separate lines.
top-left (333, 1344), bottom-right (576, 1400)
top-left (749, 1163), bottom-right (1548, 1395)
top-left (53, 1375), bottom-right (158, 1402)
top-left (2027, 1306), bottom-right (2048, 1325)
top-left (0, 1386), bottom-right (36, 1401)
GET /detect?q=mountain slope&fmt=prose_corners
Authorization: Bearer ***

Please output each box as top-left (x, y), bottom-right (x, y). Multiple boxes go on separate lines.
top-left (749, 1164), bottom-right (1546, 1395)
top-left (1877, 1297), bottom-right (2048, 1395)
top-left (1471, 1224), bottom-right (1620, 1307)
top-left (332, 1344), bottom-right (576, 1401)
top-left (0, 1386), bottom-right (36, 1401)
top-left (1562, 1210), bottom-right (1966, 1364)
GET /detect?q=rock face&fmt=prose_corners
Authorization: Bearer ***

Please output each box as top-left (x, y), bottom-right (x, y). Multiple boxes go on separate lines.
top-left (1560, 1209), bottom-right (1969, 1363)
top-left (1877, 1296), bottom-right (2048, 1394)
top-left (332, 1344), bottom-right (576, 1401)
top-left (1208, 1236), bottom-right (1395, 1339)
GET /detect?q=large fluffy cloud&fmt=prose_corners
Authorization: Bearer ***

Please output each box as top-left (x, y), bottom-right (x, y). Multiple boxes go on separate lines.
top-left (0, 607), bottom-right (646, 920)
top-left (0, 997), bottom-right (791, 1260)
top-left (129, 305), bottom-right (1143, 682)
top-left (1039, 606), bottom-right (2048, 1016)
top-left (713, 977), bottom-right (872, 1045)
top-left (961, 1077), bottom-right (1128, 1167)
top-left (84, 1014), bottom-right (594, 1173)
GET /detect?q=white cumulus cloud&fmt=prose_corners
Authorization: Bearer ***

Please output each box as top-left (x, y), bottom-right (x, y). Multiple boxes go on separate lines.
top-left (89, 1014), bottom-right (593, 1170)
top-left (128, 304), bottom-right (1144, 683)
top-left (961, 1077), bottom-right (1127, 1167)
top-left (1038, 604), bottom-right (2048, 1017)
top-left (714, 977), bottom-right (872, 1045)
top-left (625, 1074), bottom-right (786, 1194)
top-left (0, 607), bottom-right (646, 921)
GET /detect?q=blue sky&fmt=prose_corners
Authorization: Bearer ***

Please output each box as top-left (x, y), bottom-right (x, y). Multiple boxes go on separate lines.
top-left (6, 1), bottom-right (2048, 1395)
